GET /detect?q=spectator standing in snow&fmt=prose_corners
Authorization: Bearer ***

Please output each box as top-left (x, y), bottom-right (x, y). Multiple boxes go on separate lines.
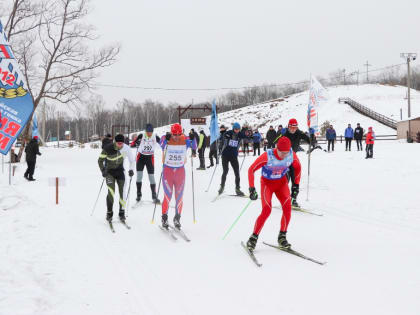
top-left (326, 125), bottom-right (336, 152)
top-left (24, 136), bottom-right (42, 181)
top-left (365, 127), bottom-right (375, 159)
top-left (266, 126), bottom-right (277, 149)
top-left (354, 123), bottom-right (364, 151)
top-left (252, 130), bottom-right (262, 156)
top-left (344, 124), bottom-right (354, 151)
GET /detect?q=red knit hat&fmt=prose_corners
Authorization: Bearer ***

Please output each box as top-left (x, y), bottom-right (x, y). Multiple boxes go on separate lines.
top-left (171, 123), bottom-right (183, 135)
top-left (33, 136), bottom-right (38, 140)
top-left (276, 136), bottom-right (291, 151)
top-left (368, 127), bottom-right (373, 131)
top-left (288, 118), bottom-right (298, 127)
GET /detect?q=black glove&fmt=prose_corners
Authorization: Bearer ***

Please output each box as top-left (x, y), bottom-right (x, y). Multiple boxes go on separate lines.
top-left (249, 187), bottom-right (258, 200)
top-left (101, 169), bottom-right (108, 178)
top-left (37, 152), bottom-right (42, 156)
top-left (291, 184), bottom-right (299, 199)
top-left (166, 133), bottom-right (171, 141)
top-left (128, 170), bottom-right (134, 177)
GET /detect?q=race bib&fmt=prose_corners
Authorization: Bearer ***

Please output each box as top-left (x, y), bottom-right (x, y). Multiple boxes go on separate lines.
top-left (228, 139), bottom-right (239, 147)
top-left (164, 145), bottom-right (187, 167)
top-left (140, 138), bottom-right (155, 155)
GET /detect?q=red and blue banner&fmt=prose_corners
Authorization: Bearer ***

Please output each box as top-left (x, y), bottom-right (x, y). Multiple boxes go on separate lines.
top-left (307, 75), bottom-right (328, 136)
top-left (0, 19), bottom-right (34, 155)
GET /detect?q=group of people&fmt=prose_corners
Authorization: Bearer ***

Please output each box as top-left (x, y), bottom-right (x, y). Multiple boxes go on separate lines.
top-left (96, 116), bottom-right (377, 253)
top-left (326, 123), bottom-right (375, 158)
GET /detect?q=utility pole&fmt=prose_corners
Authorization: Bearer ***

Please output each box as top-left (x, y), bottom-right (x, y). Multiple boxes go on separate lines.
top-left (364, 61), bottom-right (372, 83)
top-left (400, 52), bottom-right (417, 141)
top-left (42, 100), bottom-right (46, 143)
top-left (57, 111), bottom-right (60, 148)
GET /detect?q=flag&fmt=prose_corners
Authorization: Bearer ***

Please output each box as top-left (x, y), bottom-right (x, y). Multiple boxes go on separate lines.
top-left (209, 99), bottom-right (220, 145)
top-left (32, 113), bottom-right (38, 137)
top-left (307, 75), bottom-right (329, 136)
top-left (0, 45), bottom-right (14, 59)
top-left (0, 18), bottom-right (34, 154)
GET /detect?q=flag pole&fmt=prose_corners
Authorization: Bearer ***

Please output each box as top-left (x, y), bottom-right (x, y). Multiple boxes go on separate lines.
top-left (306, 74), bottom-right (312, 202)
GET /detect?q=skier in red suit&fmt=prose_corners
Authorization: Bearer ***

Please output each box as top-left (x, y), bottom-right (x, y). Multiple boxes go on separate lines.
top-left (246, 137), bottom-right (298, 252)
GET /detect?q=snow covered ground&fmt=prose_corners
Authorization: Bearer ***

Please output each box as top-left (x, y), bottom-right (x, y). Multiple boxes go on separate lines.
top-left (1, 138), bottom-right (419, 315)
top-left (217, 84), bottom-right (419, 135)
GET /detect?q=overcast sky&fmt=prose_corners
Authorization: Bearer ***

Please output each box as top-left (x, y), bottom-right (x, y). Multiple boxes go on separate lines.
top-left (90, 0), bottom-right (420, 108)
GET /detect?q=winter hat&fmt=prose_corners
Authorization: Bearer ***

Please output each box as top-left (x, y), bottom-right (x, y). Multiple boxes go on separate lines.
top-left (233, 122), bottom-right (241, 130)
top-left (106, 133), bottom-right (112, 138)
top-left (171, 123), bottom-right (183, 135)
top-left (115, 134), bottom-right (125, 142)
top-left (288, 118), bottom-right (298, 127)
top-left (145, 123), bottom-right (154, 132)
top-left (33, 136), bottom-right (38, 140)
top-left (220, 124), bottom-right (226, 129)
top-left (276, 136), bottom-right (291, 152)
top-left (368, 127), bottom-right (373, 131)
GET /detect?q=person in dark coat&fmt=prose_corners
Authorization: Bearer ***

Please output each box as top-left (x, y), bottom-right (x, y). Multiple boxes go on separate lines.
top-left (24, 136), bottom-right (42, 181)
top-left (275, 125), bottom-right (283, 143)
top-left (252, 130), bottom-right (262, 156)
top-left (326, 125), bottom-right (336, 152)
top-left (102, 133), bottom-right (113, 149)
top-left (207, 136), bottom-right (218, 168)
top-left (266, 126), bottom-right (277, 149)
top-left (354, 123), bottom-right (364, 151)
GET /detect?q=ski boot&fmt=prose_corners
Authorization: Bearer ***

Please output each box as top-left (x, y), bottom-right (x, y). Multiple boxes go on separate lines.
top-left (235, 187), bottom-right (245, 197)
top-left (218, 184), bottom-right (224, 195)
top-left (196, 167), bottom-right (206, 170)
top-left (28, 176), bottom-right (36, 181)
top-left (291, 198), bottom-right (300, 208)
top-left (151, 184), bottom-right (160, 204)
top-left (291, 184), bottom-right (299, 207)
top-left (173, 213), bottom-right (181, 229)
top-left (136, 182), bottom-right (142, 202)
top-left (161, 214), bottom-right (169, 229)
top-left (246, 233), bottom-right (258, 252)
top-left (119, 210), bottom-right (126, 222)
top-left (106, 211), bottom-right (113, 222)
top-left (207, 164), bottom-right (214, 168)
top-left (278, 231), bottom-right (291, 249)
top-left (24, 172), bottom-right (29, 180)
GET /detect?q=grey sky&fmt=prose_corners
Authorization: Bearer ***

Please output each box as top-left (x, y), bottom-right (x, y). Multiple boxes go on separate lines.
top-left (90, 0), bottom-right (420, 108)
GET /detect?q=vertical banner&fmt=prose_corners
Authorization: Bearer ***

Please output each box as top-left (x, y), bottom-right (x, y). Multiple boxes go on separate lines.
top-left (307, 75), bottom-right (329, 136)
top-left (0, 20), bottom-right (35, 155)
top-left (209, 99), bottom-right (219, 144)
top-left (32, 112), bottom-right (38, 137)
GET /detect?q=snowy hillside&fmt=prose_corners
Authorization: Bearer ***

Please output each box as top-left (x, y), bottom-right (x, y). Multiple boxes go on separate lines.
top-left (217, 84), bottom-right (419, 135)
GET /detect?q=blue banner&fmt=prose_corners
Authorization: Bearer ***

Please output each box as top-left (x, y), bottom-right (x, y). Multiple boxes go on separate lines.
top-left (32, 112), bottom-right (38, 137)
top-left (209, 99), bottom-right (219, 144)
top-left (0, 19), bottom-right (35, 155)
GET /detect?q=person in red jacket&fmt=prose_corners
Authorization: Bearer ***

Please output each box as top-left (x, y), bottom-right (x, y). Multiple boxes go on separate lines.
top-left (365, 127), bottom-right (375, 159)
top-left (245, 137), bottom-right (298, 252)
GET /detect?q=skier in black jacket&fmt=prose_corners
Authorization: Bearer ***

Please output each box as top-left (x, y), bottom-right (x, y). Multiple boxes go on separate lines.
top-left (218, 122), bottom-right (247, 196)
top-left (24, 136), bottom-right (42, 181)
top-left (275, 118), bottom-right (310, 207)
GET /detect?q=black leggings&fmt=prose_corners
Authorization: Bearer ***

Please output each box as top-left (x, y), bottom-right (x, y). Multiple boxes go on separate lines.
top-left (345, 138), bottom-right (352, 150)
top-left (253, 143), bottom-right (260, 156)
top-left (221, 155), bottom-right (240, 188)
top-left (328, 140), bottom-right (335, 151)
top-left (356, 139), bottom-right (363, 150)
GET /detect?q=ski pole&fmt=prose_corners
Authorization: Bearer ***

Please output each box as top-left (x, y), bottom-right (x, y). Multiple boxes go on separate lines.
top-left (151, 145), bottom-right (168, 224)
top-left (222, 199), bottom-right (252, 240)
top-left (205, 163), bottom-right (218, 192)
top-left (125, 176), bottom-right (133, 217)
top-left (239, 150), bottom-right (247, 171)
top-left (191, 154), bottom-right (196, 223)
top-left (91, 178), bottom-right (105, 216)
top-left (306, 143), bottom-right (311, 201)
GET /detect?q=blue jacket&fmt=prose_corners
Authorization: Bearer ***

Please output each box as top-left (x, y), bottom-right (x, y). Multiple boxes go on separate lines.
top-left (252, 132), bottom-right (262, 143)
top-left (344, 127), bottom-right (354, 138)
top-left (326, 128), bottom-right (336, 140)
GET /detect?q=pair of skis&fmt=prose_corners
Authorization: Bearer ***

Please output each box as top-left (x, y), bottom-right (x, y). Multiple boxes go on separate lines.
top-left (132, 199), bottom-right (161, 209)
top-left (107, 219), bottom-right (131, 233)
top-left (242, 241), bottom-right (326, 267)
top-left (159, 225), bottom-right (191, 242)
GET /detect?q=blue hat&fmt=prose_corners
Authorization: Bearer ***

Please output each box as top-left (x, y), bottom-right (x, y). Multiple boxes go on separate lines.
top-left (233, 122), bottom-right (240, 130)
top-left (145, 123), bottom-right (154, 132)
